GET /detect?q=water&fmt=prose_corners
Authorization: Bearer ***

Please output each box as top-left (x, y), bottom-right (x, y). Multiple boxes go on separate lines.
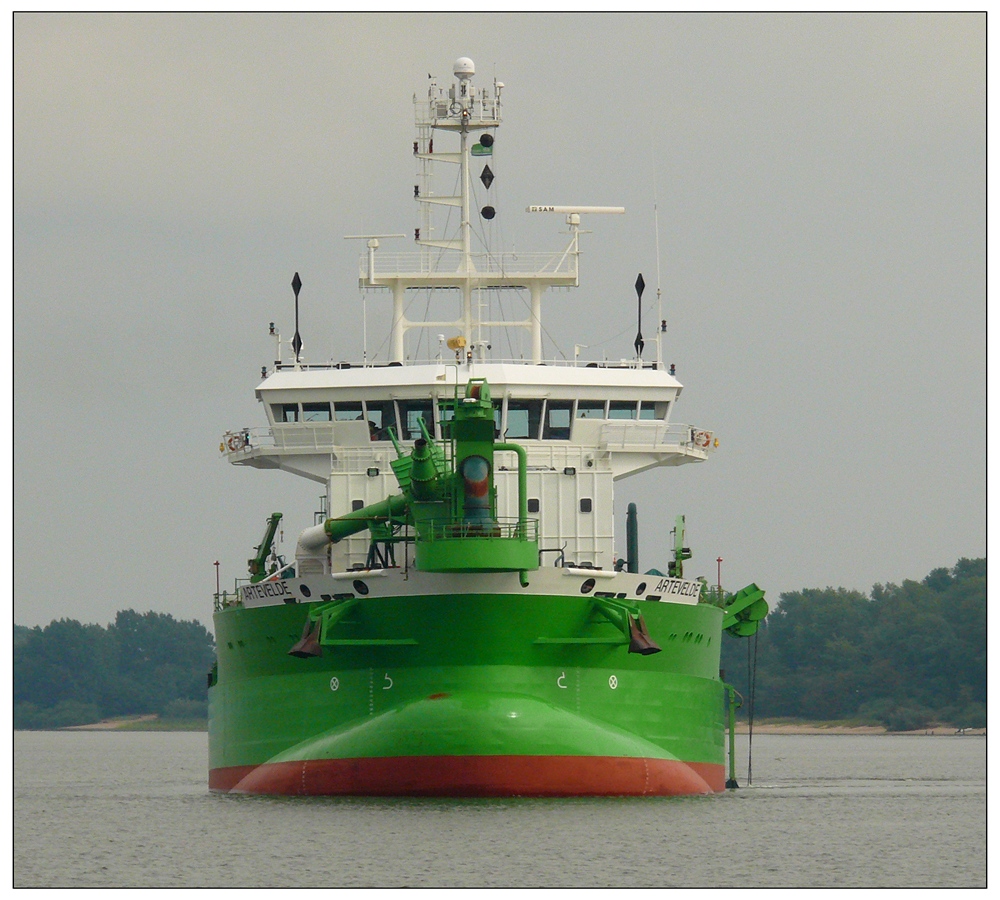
top-left (14, 731), bottom-right (985, 888)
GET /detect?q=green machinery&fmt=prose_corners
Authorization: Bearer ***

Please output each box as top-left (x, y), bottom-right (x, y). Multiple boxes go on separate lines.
top-left (248, 512), bottom-right (285, 583)
top-left (314, 378), bottom-right (538, 584)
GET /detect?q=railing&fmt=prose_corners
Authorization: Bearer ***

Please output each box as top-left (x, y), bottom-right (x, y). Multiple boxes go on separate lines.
top-left (417, 517), bottom-right (538, 542)
top-left (273, 357), bottom-right (665, 370)
top-left (600, 422), bottom-right (714, 453)
top-left (222, 426), bottom-right (336, 455)
top-left (213, 590), bottom-right (241, 612)
top-left (361, 251), bottom-right (577, 279)
top-left (365, 251), bottom-right (577, 278)
top-left (222, 424), bottom-right (711, 459)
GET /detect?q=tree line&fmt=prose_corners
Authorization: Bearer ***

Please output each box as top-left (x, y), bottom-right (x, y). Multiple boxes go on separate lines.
top-left (14, 609), bottom-right (214, 729)
top-left (720, 558), bottom-right (986, 731)
top-left (14, 559), bottom-right (985, 731)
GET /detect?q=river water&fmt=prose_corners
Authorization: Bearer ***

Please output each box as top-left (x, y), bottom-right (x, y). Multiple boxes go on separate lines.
top-left (13, 730), bottom-right (985, 888)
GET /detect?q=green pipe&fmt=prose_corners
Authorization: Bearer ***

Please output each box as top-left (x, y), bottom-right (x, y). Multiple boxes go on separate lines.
top-left (324, 494), bottom-right (408, 544)
top-left (495, 440), bottom-right (529, 586)
top-left (494, 441), bottom-right (528, 530)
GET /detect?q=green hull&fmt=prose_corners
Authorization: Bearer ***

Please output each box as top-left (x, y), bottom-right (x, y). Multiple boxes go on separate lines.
top-left (208, 591), bottom-right (730, 796)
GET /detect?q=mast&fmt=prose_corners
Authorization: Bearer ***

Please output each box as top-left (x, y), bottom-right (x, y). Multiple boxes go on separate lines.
top-left (354, 57), bottom-right (614, 366)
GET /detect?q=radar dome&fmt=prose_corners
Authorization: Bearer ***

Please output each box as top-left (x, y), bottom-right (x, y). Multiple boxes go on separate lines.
top-left (454, 57), bottom-right (475, 78)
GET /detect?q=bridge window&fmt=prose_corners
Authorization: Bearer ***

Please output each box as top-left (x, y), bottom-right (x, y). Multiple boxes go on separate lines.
top-left (272, 403), bottom-right (299, 423)
top-left (542, 401), bottom-right (573, 440)
top-left (576, 400), bottom-right (606, 419)
top-left (608, 401), bottom-right (638, 420)
top-left (333, 402), bottom-right (363, 422)
top-left (364, 401), bottom-right (395, 440)
top-left (302, 402), bottom-right (331, 422)
top-left (507, 400), bottom-right (543, 439)
top-left (397, 399), bottom-right (433, 441)
top-left (638, 402), bottom-right (656, 420)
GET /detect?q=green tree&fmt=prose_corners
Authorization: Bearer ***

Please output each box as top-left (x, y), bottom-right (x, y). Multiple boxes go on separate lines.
top-left (13, 610), bottom-right (215, 727)
top-left (720, 559), bottom-right (986, 727)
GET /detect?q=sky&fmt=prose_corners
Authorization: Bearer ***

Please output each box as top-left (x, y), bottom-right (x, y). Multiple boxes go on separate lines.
top-left (14, 12), bottom-right (985, 629)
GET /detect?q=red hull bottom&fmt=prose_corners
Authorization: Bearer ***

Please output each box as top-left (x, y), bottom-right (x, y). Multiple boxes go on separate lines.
top-left (210, 755), bottom-right (724, 797)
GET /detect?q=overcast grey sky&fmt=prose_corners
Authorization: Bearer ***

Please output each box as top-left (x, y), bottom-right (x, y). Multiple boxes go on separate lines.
top-left (14, 12), bottom-right (985, 629)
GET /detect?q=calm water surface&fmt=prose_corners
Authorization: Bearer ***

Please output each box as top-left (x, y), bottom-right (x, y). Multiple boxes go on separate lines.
top-left (14, 731), bottom-right (985, 888)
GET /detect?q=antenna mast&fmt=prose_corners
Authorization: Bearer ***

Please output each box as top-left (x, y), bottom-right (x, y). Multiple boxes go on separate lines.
top-left (654, 175), bottom-right (664, 368)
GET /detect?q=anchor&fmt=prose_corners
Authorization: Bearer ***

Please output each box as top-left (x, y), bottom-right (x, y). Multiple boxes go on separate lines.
top-left (628, 614), bottom-right (662, 656)
top-left (288, 618), bottom-right (323, 658)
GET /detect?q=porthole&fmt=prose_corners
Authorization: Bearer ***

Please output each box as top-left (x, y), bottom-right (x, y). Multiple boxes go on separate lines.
top-left (636, 582), bottom-right (647, 594)
top-left (353, 580), bottom-right (370, 595)
top-left (580, 578), bottom-right (596, 594)
top-left (299, 584), bottom-right (312, 598)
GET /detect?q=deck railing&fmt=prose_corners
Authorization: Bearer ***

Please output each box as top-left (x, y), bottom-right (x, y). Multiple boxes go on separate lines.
top-left (361, 250), bottom-right (577, 279)
top-left (416, 517), bottom-right (538, 543)
top-left (222, 423), bottom-right (712, 458)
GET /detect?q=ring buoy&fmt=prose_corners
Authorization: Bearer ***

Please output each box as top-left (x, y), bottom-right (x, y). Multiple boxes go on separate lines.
top-left (695, 431), bottom-right (711, 449)
top-left (227, 435), bottom-right (243, 452)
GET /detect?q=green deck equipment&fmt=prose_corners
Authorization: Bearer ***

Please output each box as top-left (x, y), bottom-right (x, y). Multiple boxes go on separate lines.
top-left (248, 513), bottom-right (283, 583)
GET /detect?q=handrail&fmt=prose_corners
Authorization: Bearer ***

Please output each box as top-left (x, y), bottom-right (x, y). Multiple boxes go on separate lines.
top-left (417, 517), bottom-right (538, 542)
top-left (273, 357), bottom-right (665, 370)
top-left (222, 423), bottom-right (711, 457)
top-left (359, 250), bottom-right (578, 278)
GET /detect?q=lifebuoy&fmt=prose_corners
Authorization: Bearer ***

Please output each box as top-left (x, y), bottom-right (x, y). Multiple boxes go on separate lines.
top-left (695, 431), bottom-right (711, 449)
top-left (227, 435), bottom-right (243, 452)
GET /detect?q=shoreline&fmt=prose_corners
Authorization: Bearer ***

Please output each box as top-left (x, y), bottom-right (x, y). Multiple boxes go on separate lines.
top-left (736, 722), bottom-right (985, 736)
top-left (52, 716), bottom-right (986, 736)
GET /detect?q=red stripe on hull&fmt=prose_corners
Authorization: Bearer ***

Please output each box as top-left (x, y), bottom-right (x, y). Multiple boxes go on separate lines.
top-left (211, 756), bottom-right (724, 797)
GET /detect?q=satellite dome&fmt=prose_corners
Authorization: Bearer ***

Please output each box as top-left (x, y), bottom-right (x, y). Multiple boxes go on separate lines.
top-left (454, 57), bottom-right (475, 78)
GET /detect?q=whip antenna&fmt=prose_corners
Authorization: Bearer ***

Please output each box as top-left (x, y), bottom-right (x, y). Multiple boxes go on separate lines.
top-left (654, 171), bottom-right (664, 367)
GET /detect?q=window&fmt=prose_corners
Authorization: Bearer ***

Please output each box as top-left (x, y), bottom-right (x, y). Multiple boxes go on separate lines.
top-left (397, 399), bottom-right (433, 441)
top-left (364, 401), bottom-right (395, 440)
top-left (506, 400), bottom-right (543, 439)
top-left (302, 402), bottom-right (331, 422)
top-left (272, 403), bottom-right (299, 423)
top-left (542, 401), bottom-right (573, 440)
top-left (527, 498), bottom-right (540, 513)
top-left (576, 400), bottom-right (606, 419)
top-left (333, 402), bottom-right (363, 422)
top-left (608, 401), bottom-right (637, 420)
top-left (638, 402), bottom-right (656, 420)
top-left (580, 498), bottom-right (593, 513)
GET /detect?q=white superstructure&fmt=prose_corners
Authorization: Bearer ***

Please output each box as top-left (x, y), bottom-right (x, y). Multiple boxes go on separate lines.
top-left (222, 58), bottom-right (715, 574)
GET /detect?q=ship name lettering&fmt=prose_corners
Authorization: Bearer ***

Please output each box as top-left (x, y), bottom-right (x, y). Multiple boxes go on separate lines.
top-left (242, 580), bottom-right (291, 601)
top-left (652, 578), bottom-right (698, 597)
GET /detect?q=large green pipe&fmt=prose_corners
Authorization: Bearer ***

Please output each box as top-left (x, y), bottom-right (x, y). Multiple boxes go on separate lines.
top-left (494, 441), bottom-right (528, 531)
top-left (323, 494), bottom-right (408, 544)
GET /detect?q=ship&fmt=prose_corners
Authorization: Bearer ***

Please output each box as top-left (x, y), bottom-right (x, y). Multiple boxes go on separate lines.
top-left (208, 57), bottom-right (767, 797)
